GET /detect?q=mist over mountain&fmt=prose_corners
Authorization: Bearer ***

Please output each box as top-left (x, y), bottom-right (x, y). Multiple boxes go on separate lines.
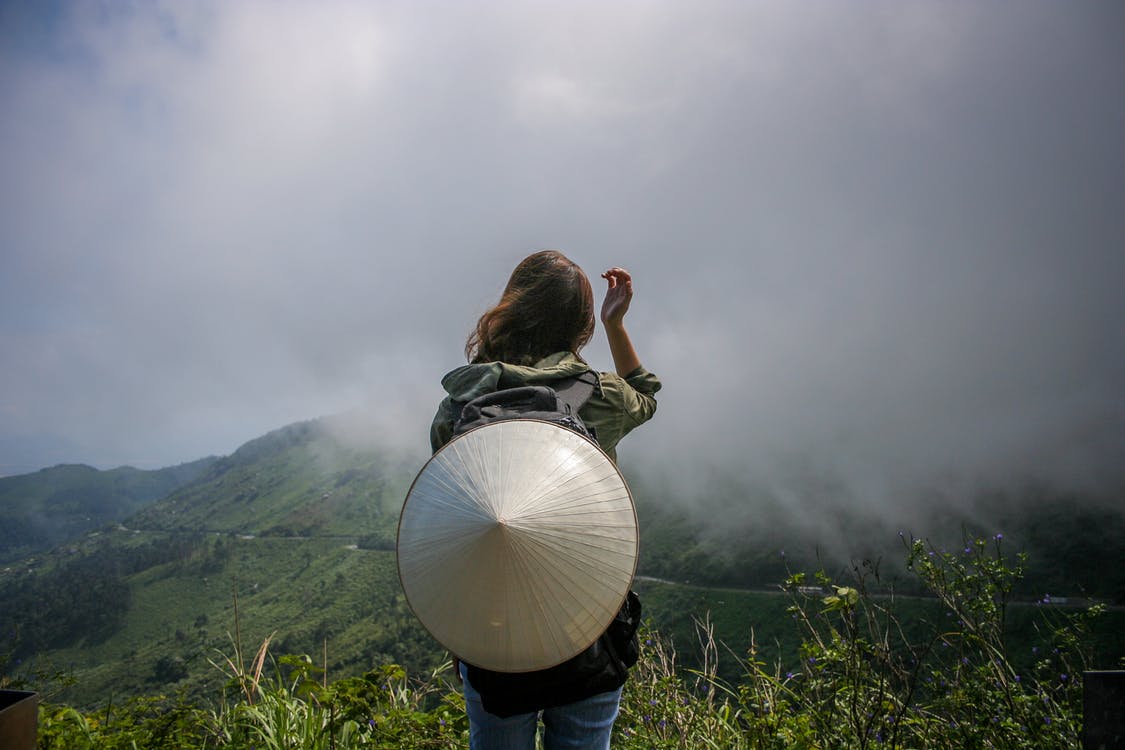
top-left (4, 409), bottom-right (1121, 603)
top-left (3, 2), bottom-right (1123, 501)
top-left (0, 457), bottom-right (217, 564)
top-left (125, 415), bottom-right (419, 546)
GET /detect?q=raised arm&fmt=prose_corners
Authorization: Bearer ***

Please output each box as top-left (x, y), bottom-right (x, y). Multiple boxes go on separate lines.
top-left (600, 267), bottom-right (643, 376)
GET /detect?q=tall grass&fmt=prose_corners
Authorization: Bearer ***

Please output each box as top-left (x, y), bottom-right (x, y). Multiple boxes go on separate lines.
top-left (613, 534), bottom-right (1101, 749)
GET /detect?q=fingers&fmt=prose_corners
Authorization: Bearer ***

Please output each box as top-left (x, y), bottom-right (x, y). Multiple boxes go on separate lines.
top-left (599, 266), bottom-right (633, 326)
top-left (601, 267), bottom-right (632, 290)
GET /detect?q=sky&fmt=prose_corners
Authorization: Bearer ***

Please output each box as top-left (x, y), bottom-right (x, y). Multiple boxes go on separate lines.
top-left (1, 1), bottom-right (1123, 514)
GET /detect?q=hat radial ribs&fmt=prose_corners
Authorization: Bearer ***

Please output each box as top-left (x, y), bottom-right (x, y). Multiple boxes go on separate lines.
top-left (397, 420), bottom-right (637, 672)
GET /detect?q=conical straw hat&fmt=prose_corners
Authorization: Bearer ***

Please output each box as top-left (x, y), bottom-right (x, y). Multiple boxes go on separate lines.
top-left (397, 419), bottom-right (638, 673)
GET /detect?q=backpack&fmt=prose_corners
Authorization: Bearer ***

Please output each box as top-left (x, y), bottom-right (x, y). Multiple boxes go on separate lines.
top-left (450, 372), bottom-right (599, 440)
top-left (447, 371), bottom-right (643, 716)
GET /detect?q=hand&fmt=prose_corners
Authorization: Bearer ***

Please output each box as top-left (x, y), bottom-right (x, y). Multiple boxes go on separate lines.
top-left (600, 267), bottom-right (633, 327)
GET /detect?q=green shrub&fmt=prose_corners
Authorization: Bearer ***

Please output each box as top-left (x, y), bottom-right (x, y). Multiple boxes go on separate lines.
top-left (612, 533), bottom-right (1098, 749)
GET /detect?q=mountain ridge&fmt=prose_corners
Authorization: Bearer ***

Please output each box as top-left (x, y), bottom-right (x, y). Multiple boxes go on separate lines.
top-left (0, 456), bottom-right (219, 564)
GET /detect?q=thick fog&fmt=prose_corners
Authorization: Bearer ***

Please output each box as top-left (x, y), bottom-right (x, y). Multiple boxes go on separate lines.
top-left (2, 2), bottom-right (1122, 526)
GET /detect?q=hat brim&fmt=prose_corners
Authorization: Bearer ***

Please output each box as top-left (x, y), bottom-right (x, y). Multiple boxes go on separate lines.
top-left (396, 419), bottom-right (638, 673)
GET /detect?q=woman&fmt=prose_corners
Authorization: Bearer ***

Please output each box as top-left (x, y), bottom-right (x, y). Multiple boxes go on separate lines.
top-left (429, 250), bottom-right (661, 749)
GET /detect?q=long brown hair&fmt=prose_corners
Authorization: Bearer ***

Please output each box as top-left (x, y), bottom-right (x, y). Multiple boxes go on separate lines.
top-left (466, 250), bottom-right (595, 365)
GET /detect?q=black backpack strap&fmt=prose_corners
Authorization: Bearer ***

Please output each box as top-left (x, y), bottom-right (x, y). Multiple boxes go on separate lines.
top-left (552, 370), bottom-right (598, 416)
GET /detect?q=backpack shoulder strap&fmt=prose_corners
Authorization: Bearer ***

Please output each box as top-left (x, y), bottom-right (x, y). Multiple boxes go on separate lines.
top-left (551, 370), bottom-right (598, 415)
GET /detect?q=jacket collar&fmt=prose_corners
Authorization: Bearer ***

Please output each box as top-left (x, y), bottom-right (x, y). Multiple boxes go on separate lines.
top-left (440, 352), bottom-right (590, 402)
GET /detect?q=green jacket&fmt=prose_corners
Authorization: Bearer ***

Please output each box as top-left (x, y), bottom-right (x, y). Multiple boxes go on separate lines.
top-left (430, 351), bottom-right (661, 462)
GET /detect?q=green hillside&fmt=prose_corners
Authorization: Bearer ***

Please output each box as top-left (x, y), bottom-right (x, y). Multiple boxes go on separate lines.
top-left (2, 411), bottom-right (1122, 718)
top-left (5, 530), bottom-right (437, 709)
top-left (129, 418), bottom-right (415, 546)
top-left (0, 458), bottom-right (217, 564)
top-left (1, 415), bottom-right (432, 708)
top-left (10, 524), bottom-right (1121, 712)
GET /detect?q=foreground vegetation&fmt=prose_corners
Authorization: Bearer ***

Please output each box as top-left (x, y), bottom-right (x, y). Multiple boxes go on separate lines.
top-left (23, 534), bottom-right (1113, 749)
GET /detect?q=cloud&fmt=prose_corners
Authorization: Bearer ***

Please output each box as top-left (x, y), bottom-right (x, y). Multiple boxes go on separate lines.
top-left (1, 0), bottom-right (1122, 527)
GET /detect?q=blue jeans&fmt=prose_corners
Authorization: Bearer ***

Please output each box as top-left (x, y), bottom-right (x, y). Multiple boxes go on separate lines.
top-left (460, 662), bottom-right (622, 750)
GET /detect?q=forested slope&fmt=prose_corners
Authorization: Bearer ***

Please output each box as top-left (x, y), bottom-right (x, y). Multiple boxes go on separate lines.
top-left (0, 458), bottom-right (216, 563)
